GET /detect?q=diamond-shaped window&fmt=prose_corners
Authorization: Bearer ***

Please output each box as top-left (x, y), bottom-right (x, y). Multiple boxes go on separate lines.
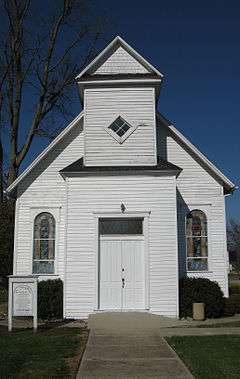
top-left (109, 116), bottom-right (130, 137)
top-left (105, 116), bottom-right (138, 144)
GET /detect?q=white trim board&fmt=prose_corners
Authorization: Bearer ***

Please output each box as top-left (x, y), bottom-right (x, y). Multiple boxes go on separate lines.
top-left (6, 112), bottom-right (84, 194)
top-left (93, 211), bottom-right (150, 311)
top-left (76, 36), bottom-right (164, 80)
top-left (157, 112), bottom-right (235, 193)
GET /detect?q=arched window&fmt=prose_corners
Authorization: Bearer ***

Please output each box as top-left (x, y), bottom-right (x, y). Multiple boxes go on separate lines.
top-left (33, 212), bottom-right (55, 274)
top-left (186, 210), bottom-right (208, 271)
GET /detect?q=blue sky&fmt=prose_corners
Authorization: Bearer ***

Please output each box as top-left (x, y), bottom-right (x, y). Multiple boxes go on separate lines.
top-left (20, 0), bottom-right (239, 220)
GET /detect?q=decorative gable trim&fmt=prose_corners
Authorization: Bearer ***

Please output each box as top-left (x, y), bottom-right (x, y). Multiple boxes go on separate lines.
top-left (157, 112), bottom-right (235, 194)
top-left (76, 36), bottom-right (164, 80)
top-left (93, 46), bottom-right (150, 75)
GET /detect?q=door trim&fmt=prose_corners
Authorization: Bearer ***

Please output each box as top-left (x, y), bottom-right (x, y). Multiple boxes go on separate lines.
top-left (93, 211), bottom-right (150, 311)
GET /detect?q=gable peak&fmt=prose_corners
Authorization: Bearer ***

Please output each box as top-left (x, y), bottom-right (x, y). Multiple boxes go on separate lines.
top-left (76, 36), bottom-right (164, 80)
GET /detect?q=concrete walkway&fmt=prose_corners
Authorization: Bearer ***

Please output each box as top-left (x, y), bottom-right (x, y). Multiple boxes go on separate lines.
top-left (77, 313), bottom-right (194, 379)
top-left (87, 312), bottom-right (240, 333)
top-left (78, 332), bottom-right (193, 379)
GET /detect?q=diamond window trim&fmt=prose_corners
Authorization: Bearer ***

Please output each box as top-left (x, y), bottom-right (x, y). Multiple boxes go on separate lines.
top-left (104, 115), bottom-right (138, 144)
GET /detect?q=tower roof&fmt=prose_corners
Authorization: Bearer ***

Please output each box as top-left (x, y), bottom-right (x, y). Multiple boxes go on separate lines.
top-left (76, 36), bottom-right (164, 80)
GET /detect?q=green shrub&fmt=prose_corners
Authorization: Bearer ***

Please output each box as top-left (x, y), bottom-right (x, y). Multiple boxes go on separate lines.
top-left (229, 294), bottom-right (240, 314)
top-left (223, 297), bottom-right (236, 317)
top-left (179, 277), bottom-right (224, 318)
top-left (0, 287), bottom-right (7, 304)
top-left (229, 283), bottom-right (240, 295)
top-left (38, 279), bottom-right (63, 320)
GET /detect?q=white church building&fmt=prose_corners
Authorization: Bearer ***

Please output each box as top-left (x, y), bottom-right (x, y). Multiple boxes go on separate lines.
top-left (7, 36), bottom-right (235, 319)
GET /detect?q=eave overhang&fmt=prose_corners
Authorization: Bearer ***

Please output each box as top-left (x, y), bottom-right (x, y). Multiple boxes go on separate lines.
top-left (60, 157), bottom-right (182, 178)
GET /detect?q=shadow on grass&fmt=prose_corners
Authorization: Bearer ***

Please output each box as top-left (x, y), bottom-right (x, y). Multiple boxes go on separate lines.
top-left (0, 323), bottom-right (89, 378)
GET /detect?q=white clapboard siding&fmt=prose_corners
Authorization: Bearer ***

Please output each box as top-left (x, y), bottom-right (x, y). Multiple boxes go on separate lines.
top-left (91, 46), bottom-right (150, 75)
top-left (13, 106), bottom-right (229, 320)
top-left (15, 118), bottom-right (84, 279)
top-left (84, 88), bottom-right (156, 166)
top-left (65, 175), bottom-right (178, 319)
top-left (157, 120), bottom-right (228, 296)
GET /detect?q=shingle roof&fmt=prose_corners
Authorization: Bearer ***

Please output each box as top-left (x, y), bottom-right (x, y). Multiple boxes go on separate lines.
top-left (60, 157), bottom-right (182, 176)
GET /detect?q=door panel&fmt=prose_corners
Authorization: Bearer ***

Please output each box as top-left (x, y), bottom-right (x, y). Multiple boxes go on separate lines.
top-left (99, 236), bottom-right (145, 310)
top-left (99, 239), bottom-right (122, 309)
top-left (122, 240), bottom-right (145, 309)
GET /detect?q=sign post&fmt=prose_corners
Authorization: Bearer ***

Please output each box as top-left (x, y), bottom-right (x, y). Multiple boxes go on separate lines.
top-left (8, 276), bottom-right (38, 332)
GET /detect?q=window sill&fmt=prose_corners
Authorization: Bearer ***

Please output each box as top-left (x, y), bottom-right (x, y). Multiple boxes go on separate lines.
top-left (33, 273), bottom-right (59, 276)
top-left (187, 271), bottom-right (213, 274)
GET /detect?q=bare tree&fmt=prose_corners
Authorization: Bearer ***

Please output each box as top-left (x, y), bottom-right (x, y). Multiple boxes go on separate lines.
top-left (0, 0), bottom-right (107, 197)
top-left (0, 58), bottom-right (10, 203)
top-left (227, 219), bottom-right (240, 272)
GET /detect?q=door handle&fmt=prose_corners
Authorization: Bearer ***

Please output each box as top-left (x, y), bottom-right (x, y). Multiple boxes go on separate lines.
top-left (122, 278), bottom-right (125, 288)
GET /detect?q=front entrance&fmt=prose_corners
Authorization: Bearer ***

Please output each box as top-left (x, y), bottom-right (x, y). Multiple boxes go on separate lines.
top-left (99, 218), bottom-right (145, 310)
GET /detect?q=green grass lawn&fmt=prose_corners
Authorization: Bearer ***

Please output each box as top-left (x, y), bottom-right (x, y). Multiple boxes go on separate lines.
top-left (167, 335), bottom-right (240, 379)
top-left (0, 325), bottom-right (88, 378)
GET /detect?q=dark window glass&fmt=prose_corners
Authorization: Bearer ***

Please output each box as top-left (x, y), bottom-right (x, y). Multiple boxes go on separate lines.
top-left (187, 258), bottom-right (208, 271)
top-left (108, 116), bottom-right (132, 139)
top-left (186, 210), bottom-right (208, 271)
top-left (117, 128), bottom-right (125, 137)
top-left (100, 218), bottom-right (143, 235)
top-left (33, 212), bottom-right (55, 274)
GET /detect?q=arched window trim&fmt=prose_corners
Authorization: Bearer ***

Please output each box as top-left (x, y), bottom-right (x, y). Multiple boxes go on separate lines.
top-left (30, 207), bottom-right (60, 275)
top-left (186, 208), bottom-right (209, 272)
top-left (33, 212), bottom-right (55, 274)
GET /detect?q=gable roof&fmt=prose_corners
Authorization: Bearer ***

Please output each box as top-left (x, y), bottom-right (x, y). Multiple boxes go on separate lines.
top-left (157, 112), bottom-right (235, 194)
top-left (76, 36), bottom-right (164, 80)
top-left (60, 157), bottom-right (182, 176)
top-left (6, 110), bottom-right (235, 196)
top-left (6, 112), bottom-right (84, 195)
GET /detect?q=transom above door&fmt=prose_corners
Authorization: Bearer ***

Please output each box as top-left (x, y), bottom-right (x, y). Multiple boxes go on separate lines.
top-left (99, 218), bottom-right (145, 310)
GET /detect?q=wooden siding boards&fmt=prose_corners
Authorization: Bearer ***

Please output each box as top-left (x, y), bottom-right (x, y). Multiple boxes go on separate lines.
top-left (157, 118), bottom-right (229, 296)
top-left (9, 35), bottom-right (231, 318)
top-left (65, 175), bottom-right (178, 318)
top-left (15, 118), bottom-right (84, 280)
top-left (84, 87), bottom-right (157, 166)
top-left (13, 110), bottom-right (230, 318)
top-left (91, 46), bottom-right (150, 75)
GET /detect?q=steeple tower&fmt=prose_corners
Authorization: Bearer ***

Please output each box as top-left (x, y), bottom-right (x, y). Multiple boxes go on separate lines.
top-left (76, 36), bottom-right (164, 166)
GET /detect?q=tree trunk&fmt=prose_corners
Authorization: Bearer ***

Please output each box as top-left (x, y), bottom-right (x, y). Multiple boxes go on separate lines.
top-left (7, 159), bottom-right (18, 187)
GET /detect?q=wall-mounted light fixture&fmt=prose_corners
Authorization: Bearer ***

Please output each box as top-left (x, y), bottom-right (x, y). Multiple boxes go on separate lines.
top-left (121, 203), bottom-right (126, 213)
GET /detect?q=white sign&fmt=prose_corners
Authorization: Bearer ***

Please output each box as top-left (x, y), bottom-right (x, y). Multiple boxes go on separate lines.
top-left (13, 284), bottom-right (34, 316)
top-left (8, 276), bottom-right (38, 332)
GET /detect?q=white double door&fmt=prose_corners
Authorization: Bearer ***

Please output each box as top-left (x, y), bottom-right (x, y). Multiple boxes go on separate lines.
top-left (99, 236), bottom-right (145, 310)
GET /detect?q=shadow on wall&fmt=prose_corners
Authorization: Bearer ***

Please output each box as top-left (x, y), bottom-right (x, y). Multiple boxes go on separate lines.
top-left (156, 118), bottom-right (168, 160)
top-left (157, 118), bottom-right (190, 278)
top-left (177, 189), bottom-right (190, 278)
